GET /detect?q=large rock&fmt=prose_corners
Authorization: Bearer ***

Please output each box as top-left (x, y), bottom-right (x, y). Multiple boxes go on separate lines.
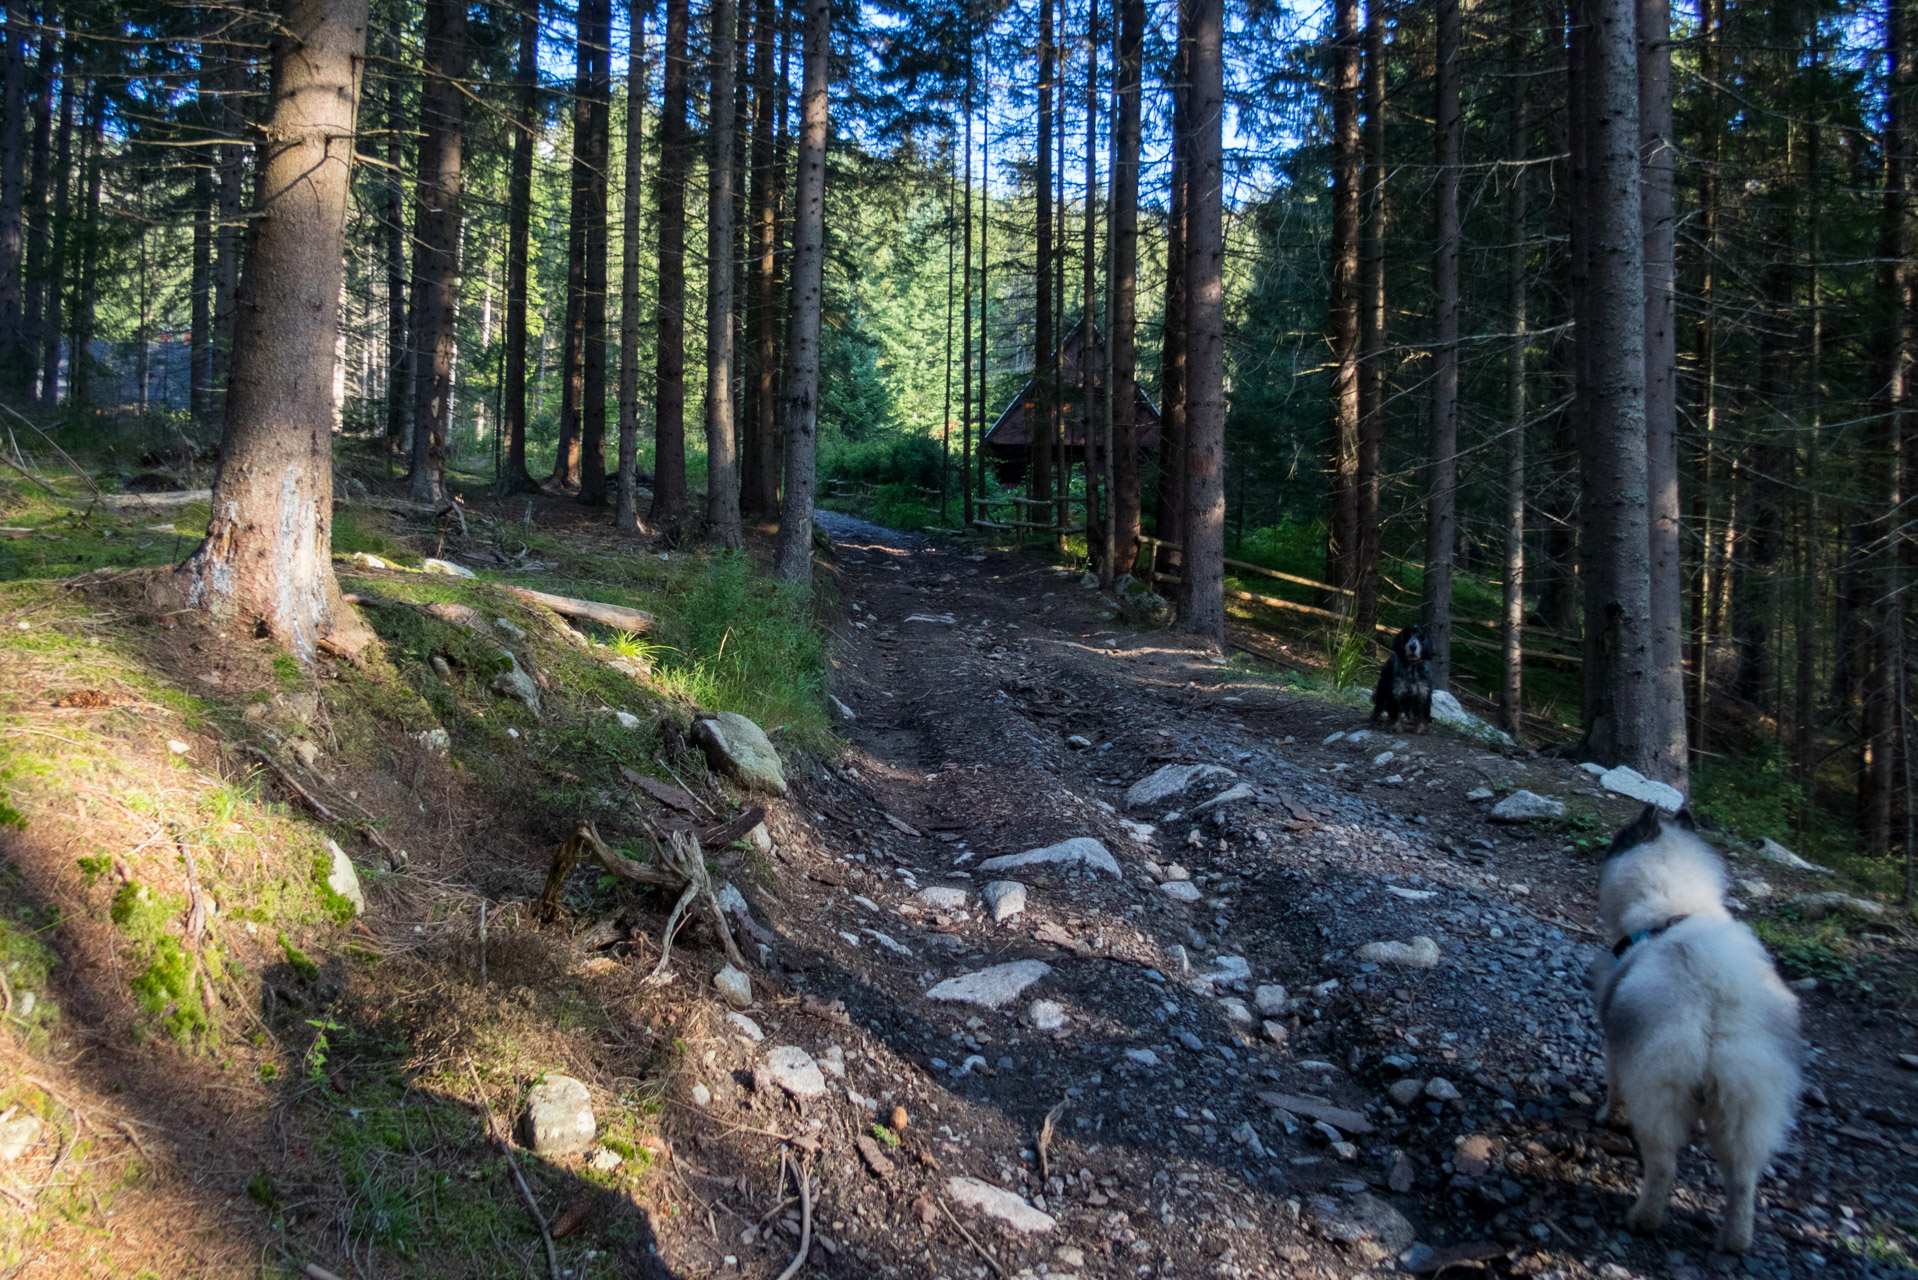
top-left (0, 1113), bottom-right (41, 1163)
top-left (1305, 1192), bottom-right (1417, 1256)
top-left (977, 837), bottom-right (1120, 878)
top-left (692, 712), bottom-right (788, 795)
top-left (1598, 765), bottom-right (1686, 812)
top-left (1356, 937), bottom-right (1441, 968)
top-left (713, 964), bottom-right (753, 1008)
top-left (490, 650), bottom-right (542, 716)
top-left (324, 840), bottom-right (365, 916)
top-left (1488, 790), bottom-right (1565, 823)
top-left (1124, 763), bottom-right (1237, 810)
top-left (760, 1046), bottom-right (827, 1099)
top-left (522, 1075), bottom-right (596, 1156)
top-left (1752, 837), bottom-right (1833, 874)
top-left (1429, 691), bottom-right (1515, 746)
top-left (927, 960), bottom-right (1051, 1010)
top-left (983, 881), bottom-right (1027, 922)
top-left (1117, 590), bottom-right (1174, 628)
top-left (916, 886), bottom-right (970, 911)
top-left (1788, 891), bottom-right (1886, 921)
top-left (946, 1176), bottom-right (1057, 1233)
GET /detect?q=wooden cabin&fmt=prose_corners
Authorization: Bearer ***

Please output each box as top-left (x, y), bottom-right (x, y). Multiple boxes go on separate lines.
top-left (982, 319), bottom-right (1162, 482)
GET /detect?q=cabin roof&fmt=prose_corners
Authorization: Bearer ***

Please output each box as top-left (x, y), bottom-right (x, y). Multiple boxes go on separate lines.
top-left (983, 319), bottom-right (1163, 456)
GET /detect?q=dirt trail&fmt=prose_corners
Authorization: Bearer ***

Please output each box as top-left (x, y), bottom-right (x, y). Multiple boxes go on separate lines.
top-left (711, 514), bottom-right (1918, 1280)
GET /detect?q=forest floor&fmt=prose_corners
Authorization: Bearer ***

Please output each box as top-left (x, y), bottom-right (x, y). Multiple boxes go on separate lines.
top-left (2, 473), bottom-right (1918, 1280)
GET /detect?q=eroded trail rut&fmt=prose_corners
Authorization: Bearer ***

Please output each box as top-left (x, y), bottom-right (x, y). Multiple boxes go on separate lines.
top-left (701, 515), bottom-right (1915, 1280)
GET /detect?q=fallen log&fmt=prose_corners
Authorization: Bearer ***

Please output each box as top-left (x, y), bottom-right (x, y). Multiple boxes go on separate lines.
top-left (97, 488), bottom-right (212, 510)
top-left (500, 585), bottom-right (656, 634)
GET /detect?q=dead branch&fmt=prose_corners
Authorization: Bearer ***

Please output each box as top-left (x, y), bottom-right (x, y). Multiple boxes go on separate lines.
top-left (562, 821), bottom-right (748, 971)
top-left (772, 1152), bottom-right (814, 1280)
top-left (245, 746), bottom-right (340, 823)
top-left (466, 1058), bottom-right (560, 1280)
top-left (937, 1193), bottom-right (1008, 1279)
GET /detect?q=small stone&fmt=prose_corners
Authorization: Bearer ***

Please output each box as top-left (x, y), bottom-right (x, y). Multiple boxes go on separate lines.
top-left (1160, 881), bottom-right (1202, 903)
top-left (1194, 782), bottom-right (1256, 813)
top-left (983, 880), bottom-right (1028, 922)
top-left (830, 695), bottom-right (857, 722)
top-left (324, 840), bottom-right (365, 916)
top-left (609, 709), bottom-right (644, 730)
top-left (1373, 751), bottom-right (1395, 768)
top-left (1305, 1192), bottom-right (1417, 1255)
top-left (1052, 1245), bottom-right (1086, 1270)
top-left (1165, 944), bottom-right (1191, 974)
top-left (714, 964), bottom-right (753, 1009)
top-left (1388, 1079), bottom-right (1425, 1106)
top-left (0, 1114), bottom-right (41, 1163)
top-left (1424, 1077), bottom-right (1462, 1102)
top-left (1124, 1047), bottom-right (1162, 1068)
top-left (1028, 999), bottom-right (1068, 1031)
top-left (1065, 734), bottom-right (1093, 750)
top-left (1355, 936), bottom-right (1441, 968)
top-left (977, 837), bottom-right (1121, 878)
top-left (726, 1012), bottom-right (765, 1042)
top-left (1262, 1020), bottom-right (1288, 1046)
top-left (692, 712), bottom-right (788, 795)
top-left (1218, 997), bottom-right (1254, 1026)
top-left (1389, 1152), bottom-right (1416, 1193)
top-left (917, 886), bottom-right (970, 911)
top-left (167, 739), bottom-right (190, 755)
top-left (1177, 1030), bottom-right (1205, 1051)
top-left (692, 1083), bottom-right (714, 1107)
top-left (1488, 790), bottom-right (1565, 823)
top-left (1123, 763), bottom-right (1238, 810)
top-left (490, 650), bottom-right (542, 716)
top-left (587, 1146), bottom-right (624, 1171)
top-left (420, 556), bottom-right (476, 577)
top-left (1254, 984), bottom-right (1288, 1016)
top-left (926, 960), bottom-right (1052, 1009)
top-left (414, 728), bottom-right (451, 756)
top-left (1208, 955), bottom-right (1252, 983)
top-left (891, 1105), bottom-right (910, 1131)
top-left (522, 1075), bottom-right (596, 1156)
top-left (1163, 863), bottom-right (1191, 880)
top-left (1465, 787), bottom-right (1493, 802)
top-left (1453, 1134), bottom-right (1496, 1178)
top-left (762, 1046), bottom-right (828, 1099)
top-left (945, 1176), bottom-right (1056, 1233)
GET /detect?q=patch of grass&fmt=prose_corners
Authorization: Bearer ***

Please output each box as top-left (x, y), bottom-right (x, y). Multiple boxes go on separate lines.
top-left (110, 881), bottom-right (183, 944)
top-left (1692, 748), bottom-right (1800, 847)
top-left (128, 936), bottom-right (211, 1046)
top-left (279, 933), bottom-right (320, 982)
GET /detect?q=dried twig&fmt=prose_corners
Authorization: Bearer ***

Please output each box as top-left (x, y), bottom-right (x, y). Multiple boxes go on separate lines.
top-left (245, 745), bottom-right (340, 823)
top-left (772, 1152), bottom-right (814, 1280)
top-left (1037, 1099), bottom-right (1068, 1182)
top-left (936, 1193), bottom-right (1008, 1279)
top-left (465, 1058), bottom-right (560, 1280)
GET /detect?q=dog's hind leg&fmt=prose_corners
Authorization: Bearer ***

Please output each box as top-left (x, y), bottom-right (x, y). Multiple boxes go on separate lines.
top-left (1624, 1099), bottom-right (1691, 1236)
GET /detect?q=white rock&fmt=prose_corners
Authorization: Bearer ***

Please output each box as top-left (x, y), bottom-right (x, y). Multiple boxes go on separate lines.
top-left (1306, 1192), bottom-right (1416, 1254)
top-left (926, 960), bottom-right (1052, 1009)
top-left (1464, 787), bottom-right (1493, 802)
top-left (946, 1176), bottom-right (1056, 1234)
top-left (714, 964), bottom-right (753, 1009)
top-left (1160, 881), bottom-right (1203, 903)
top-left (1429, 691), bottom-right (1516, 746)
top-left (587, 1146), bottom-right (624, 1171)
top-left (863, 928), bottom-right (914, 956)
top-left (1752, 836), bottom-right (1833, 873)
top-left (1194, 782), bottom-right (1257, 813)
top-left (1788, 891), bottom-right (1886, 920)
top-left (1388, 1078), bottom-right (1425, 1106)
top-left (1164, 944), bottom-right (1190, 974)
top-left (1065, 734), bottom-right (1093, 750)
top-left (324, 840), bottom-right (365, 916)
top-left (1123, 1047), bottom-right (1162, 1067)
top-left (610, 709), bottom-right (643, 730)
top-left (693, 712), bottom-right (788, 795)
top-left (762, 1046), bottom-right (827, 1099)
top-left (691, 1082), bottom-right (713, 1106)
top-left (917, 886), bottom-right (970, 911)
top-left (1218, 997), bottom-right (1254, 1026)
top-left (1028, 999), bottom-right (1068, 1031)
top-left (1123, 763), bottom-right (1237, 810)
top-left (1355, 936), bottom-right (1441, 968)
top-left (1162, 863), bottom-right (1191, 880)
top-left (491, 650), bottom-right (542, 716)
top-left (1385, 886), bottom-right (1436, 901)
top-left (1323, 731), bottom-right (1347, 745)
top-left (1373, 751), bottom-right (1396, 768)
top-left (0, 1114), bottom-right (41, 1162)
top-left (1737, 877), bottom-right (1774, 900)
top-left (1489, 790), bottom-right (1565, 823)
top-left (830, 695), bottom-right (857, 722)
top-left (726, 1012), bottom-right (766, 1042)
top-left (1598, 765), bottom-right (1686, 812)
top-left (977, 837), bottom-right (1120, 878)
top-left (1579, 761), bottom-right (1608, 776)
top-left (1053, 1244), bottom-right (1086, 1270)
top-left (420, 556), bottom-right (476, 578)
top-left (983, 880), bottom-right (1027, 922)
top-left (1209, 955), bottom-right (1252, 983)
top-left (1424, 1077), bottom-right (1462, 1102)
top-left (1254, 985), bottom-right (1289, 1016)
top-left (522, 1076), bottom-right (596, 1155)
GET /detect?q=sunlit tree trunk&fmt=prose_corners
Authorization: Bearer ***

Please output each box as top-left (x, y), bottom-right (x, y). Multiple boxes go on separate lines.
top-left (649, 0), bottom-right (691, 530)
top-left (705, 0), bottom-right (742, 544)
top-left (1500, 57), bottom-right (1527, 738)
top-left (502, 0), bottom-right (540, 492)
top-left (1154, 15), bottom-right (1187, 583)
top-left (1177, 0), bottom-right (1224, 642)
top-left (407, 0), bottom-right (464, 503)
top-left (37, 41), bottom-right (66, 408)
top-left (576, 0), bottom-right (612, 504)
top-left (1031, 0), bottom-right (1055, 510)
top-left (0, 0), bottom-right (28, 399)
top-left (772, 0), bottom-right (828, 583)
top-left (616, 2), bottom-right (649, 530)
top-left (382, 16), bottom-right (407, 463)
top-left (742, 0), bottom-right (781, 516)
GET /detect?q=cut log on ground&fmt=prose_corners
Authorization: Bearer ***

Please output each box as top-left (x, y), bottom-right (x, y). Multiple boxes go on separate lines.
top-left (500, 585), bottom-right (656, 634)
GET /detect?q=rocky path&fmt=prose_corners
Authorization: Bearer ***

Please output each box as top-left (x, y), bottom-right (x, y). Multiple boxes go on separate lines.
top-left (683, 516), bottom-right (1918, 1280)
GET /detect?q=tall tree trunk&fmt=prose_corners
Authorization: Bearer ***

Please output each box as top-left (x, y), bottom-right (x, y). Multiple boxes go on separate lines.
top-left (742, 0), bottom-right (780, 516)
top-left (1688, 0), bottom-right (1719, 756)
top-left (37, 40), bottom-right (65, 408)
top-left (649, 0), bottom-right (690, 530)
top-left (212, 48), bottom-right (248, 411)
top-left (502, 0), bottom-right (540, 492)
top-left (1639, 0), bottom-right (1685, 786)
top-left (0, 0), bottom-right (28, 399)
top-left (1081, 0), bottom-right (1099, 563)
top-left (1355, 0), bottom-right (1387, 634)
top-left (382, 16), bottom-right (408, 463)
top-left (22, 19), bottom-right (50, 404)
top-left (1177, 0), bottom-right (1224, 642)
top-left (191, 160), bottom-right (213, 417)
top-left (407, 0), bottom-right (465, 503)
top-left (69, 73), bottom-right (101, 408)
top-left (553, 145), bottom-right (585, 488)
top-left (976, 38), bottom-right (990, 507)
top-left (772, 0), bottom-right (827, 583)
top-left (577, 0), bottom-right (613, 504)
top-left (1327, 0), bottom-right (1361, 602)
top-left (1423, 0), bottom-right (1461, 690)
top-left (1500, 61), bottom-right (1527, 738)
top-left (177, 0), bottom-right (372, 657)
top-left (616, 1), bottom-right (649, 529)
top-left (1576, 0), bottom-right (1656, 770)
top-left (1110, 0), bottom-right (1142, 576)
top-left (1031, 0), bottom-right (1055, 509)
top-left (1154, 19), bottom-right (1188, 581)
top-left (705, 0), bottom-right (741, 544)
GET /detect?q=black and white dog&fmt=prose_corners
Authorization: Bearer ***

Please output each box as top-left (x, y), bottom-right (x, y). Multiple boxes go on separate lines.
top-left (1371, 625), bottom-right (1433, 732)
top-left (1592, 805), bottom-right (1801, 1252)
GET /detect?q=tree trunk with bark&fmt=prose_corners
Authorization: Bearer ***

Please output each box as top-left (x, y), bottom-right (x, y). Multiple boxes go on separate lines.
top-left (1327, 0), bottom-right (1361, 603)
top-left (1501, 62), bottom-right (1527, 738)
top-left (772, 0), bottom-right (828, 584)
top-left (407, 0), bottom-right (465, 503)
top-left (1177, 0), bottom-right (1224, 642)
top-left (0, 0), bottom-right (28, 399)
top-left (1355, 0), bottom-right (1387, 635)
top-left (616, 2), bottom-right (649, 530)
top-left (212, 48), bottom-right (248, 412)
top-left (705, 0), bottom-right (742, 545)
top-left (176, 0), bottom-right (372, 658)
top-left (1154, 18), bottom-right (1188, 582)
top-left (741, 0), bottom-right (781, 516)
top-left (1031, 0), bottom-right (1055, 510)
top-left (1423, 0), bottom-right (1461, 691)
top-left (23, 21), bottom-right (51, 404)
top-left (650, 0), bottom-right (691, 531)
top-left (37, 41), bottom-right (66, 409)
top-left (576, 0), bottom-right (613, 504)
top-left (961, 53), bottom-right (974, 530)
top-left (1110, 0), bottom-right (1142, 577)
top-left (502, 0), bottom-right (540, 492)
top-left (382, 17), bottom-right (408, 462)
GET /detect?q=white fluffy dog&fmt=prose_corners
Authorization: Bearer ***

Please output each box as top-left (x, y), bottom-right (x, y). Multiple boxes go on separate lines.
top-left (1592, 805), bottom-right (1802, 1253)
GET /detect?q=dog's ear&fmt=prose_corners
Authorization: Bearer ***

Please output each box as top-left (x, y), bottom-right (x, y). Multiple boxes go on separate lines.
top-left (1671, 806), bottom-right (1696, 831)
top-left (1606, 803), bottom-right (1665, 858)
